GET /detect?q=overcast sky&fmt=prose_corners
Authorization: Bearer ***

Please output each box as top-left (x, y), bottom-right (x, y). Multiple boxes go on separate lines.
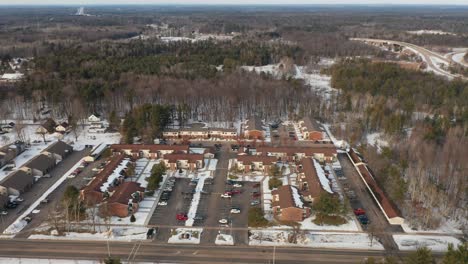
top-left (0, 0), bottom-right (467, 5)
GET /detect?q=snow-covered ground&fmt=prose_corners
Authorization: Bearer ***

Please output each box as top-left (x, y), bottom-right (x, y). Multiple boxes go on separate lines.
top-left (451, 50), bottom-right (468, 67)
top-left (215, 233), bottom-right (234, 245)
top-left (168, 228), bottom-right (203, 244)
top-left (29, 227), bottom-right (148, 242)
top-left (241, 60), bottom-right (337, 101)
top-left (0, 258), bottom-right (97, 264)
top-left (366, 132), bottom-right (389, 152)
top-left (407, 30), bottom-right (456, 36)
top-left (321, 123), bottom-right (349, 150)
top-left (249, 230), bottom-right (383, 250)
top-left (401, 220), bottom-right (464, 235)
top-left (299, 216), bottom-right (360, 231)
top-left (393, 234), bottom-right (461, 252)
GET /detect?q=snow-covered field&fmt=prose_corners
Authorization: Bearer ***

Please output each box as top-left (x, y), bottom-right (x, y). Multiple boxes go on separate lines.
top-left (407, 30), bottom-right (455, 36)
top-left (215, 233), bottom-right (234, 245)
top-left (366, 132), bottom-right (389, 152)
top-left (29, 227), bottom-right (148, 242)
top-left (0, 258), bottom-right (97, 264)
top-left (250, 230), bottom-right (383, 250)
top-left (168, 228), bottom-right (203, 244)
top-left (393, 234), bottom-right (461, 252)
top-left (400, 220), bottom-right (464, 235)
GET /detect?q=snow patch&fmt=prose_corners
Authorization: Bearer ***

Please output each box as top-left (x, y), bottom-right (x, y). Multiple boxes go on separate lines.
top-left (312, 159), bottom-right (333, 193)
top-left (393, 234), bottom-right (461, 252)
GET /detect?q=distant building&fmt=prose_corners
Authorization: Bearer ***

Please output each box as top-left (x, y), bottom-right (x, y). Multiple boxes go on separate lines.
top-left (162, 153), bottom-right (204, 171)
top-left (88, 114), bottom-right (101, 123)
top-left (232, 155), bottom-right (278, 173)
top-left (111, 144), bottom-right (189, 159)
top-left (297, 117), bottom-right (323, 141)
top-left (243, 117), bottom-right (264, 140)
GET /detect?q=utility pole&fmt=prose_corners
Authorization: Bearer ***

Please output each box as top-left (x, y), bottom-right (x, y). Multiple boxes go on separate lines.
top-left (272, 245), bottom-right (276, 264)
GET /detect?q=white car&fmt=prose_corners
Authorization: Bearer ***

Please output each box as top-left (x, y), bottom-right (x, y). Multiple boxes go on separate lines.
top-left (230, 209), bottom-right (241, 214)
top-left (218, 218), bottom-right (228, 224)
top-left (233, 184), bottom-right (243, 188)
top-left (0, 210), bottom-right (8, 215)
top-left (16, 197), bottom-right (24, 202)
top-left (67, 174), bottom-right (76, 179)
top-left (220, 193), bottom-right (231, 198)
top-left (158, 201), bottom-right (168, 206)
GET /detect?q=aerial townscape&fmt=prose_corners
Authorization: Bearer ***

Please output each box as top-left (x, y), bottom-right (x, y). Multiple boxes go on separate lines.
top-left (0, 2), bottom-right (467, 264)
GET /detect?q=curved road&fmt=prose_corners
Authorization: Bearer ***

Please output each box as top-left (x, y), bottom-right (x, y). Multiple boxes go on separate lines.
top-left (352, 38), bottom-right (467, 80)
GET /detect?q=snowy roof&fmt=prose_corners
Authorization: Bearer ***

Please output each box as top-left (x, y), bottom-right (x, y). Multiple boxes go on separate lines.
top-left (100, 159), bottom-right (130, 193)
top-left (272, 185), bottom-right (304, 209)
top-left (1, 73), bottom-right (24, 80)
top-left (312, 159), bottom-right (333, 193)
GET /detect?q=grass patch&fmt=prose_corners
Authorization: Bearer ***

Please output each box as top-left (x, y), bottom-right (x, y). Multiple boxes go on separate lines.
top-left (268, 177), bottom-right (282, 190)
top-left (313, 214), bottom-right (347, 226)
top-left (248, 207), bottom-right (269, 227)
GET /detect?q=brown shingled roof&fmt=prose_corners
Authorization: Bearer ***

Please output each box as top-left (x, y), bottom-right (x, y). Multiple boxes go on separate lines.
top-left (272, 185), bottom-right (300, 209)
top-left (107, 182), bottom-right (144, 205)
top-left (256, 145), bottom-right (337, 157)
top-left (298, 158), bottom-right (323, 199)
top-left (245, 117), bottom-right (263, 131)
top-left (356, 164), bottom-right (400, 218)
top-left (83, 154), bottom-right (125, 194)
top-left (164, 153), bottom-right (204, 163)
top-left (236, 155), bottom-right (278, 164)
top-left (111, 144), bottom-right (189, 153)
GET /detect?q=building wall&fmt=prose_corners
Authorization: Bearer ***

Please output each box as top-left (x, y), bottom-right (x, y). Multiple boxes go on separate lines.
top-left (275, 207), bottom-right (309, 222)
top-left (245, 130), bottom-right (264, 140)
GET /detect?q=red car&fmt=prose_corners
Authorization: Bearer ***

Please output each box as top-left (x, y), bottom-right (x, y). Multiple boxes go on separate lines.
top-left (176, 213), bottom-right (188, 221)
top-left (231, 190), bottom-right (241, 195)
top-left (354, 208), bottom-right (366, 216)
top-left (224, 191), bottom-right (233, 195)
top-left (252, 193), bottom-right (261, 198)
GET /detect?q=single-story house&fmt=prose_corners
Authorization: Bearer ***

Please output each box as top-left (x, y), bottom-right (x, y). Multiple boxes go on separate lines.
top-left (55, 122), bottom-right (70, 134)
top-left (0, 141), bottom-right (26, 168)
top-left (272, 185), bottom-right (311, 222)
top-left (0, 169), bottom-right (35, 196)
top-left (40, 118), bottom-right (57, 134)
top-left (42, 140), bottom-right (73, 161)
top-left (21, 153), bottom-right (57, 177)
top-left (88, 114), bottom-right (101, 123)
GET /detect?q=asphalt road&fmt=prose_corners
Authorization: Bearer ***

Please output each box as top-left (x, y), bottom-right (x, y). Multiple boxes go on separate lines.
top-left (352, 38), bottom-right (467, 80)
top-left (0, 239), bottom-right (406, 264)
top-left (338, 153), bottom-right (400, 252)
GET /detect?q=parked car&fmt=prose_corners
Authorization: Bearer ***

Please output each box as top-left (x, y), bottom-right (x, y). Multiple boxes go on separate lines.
top-left (41, 199), bottom-right (49, 204)
top-left (176, 213), bottom-right (188, 221)
top-left (354, 208), bottom-right (366, 216)
top-left (230, 208), bottom-right (241, 214)
top-left (158, 201), bottom-right (167, 206)
top-left (194, 215), bottom-right (204, 221)
top-left (252, 193), bottom-right (261, 198)
top-left (357, 215), bottom-right (369, 225)
top-left (15, 197), bottom-right (24, 202)
top-left (221, 193), bottom-right (232, 198)
top-left (253, 183), bottom-right (260, 188)
top-left (160, 192), bottom-right (171, 201)
top-left (233, 183), bottom-right (243, 188)
top-left (231, 190), bottom-right (241, 195)
top-left (218, 218), bottom-right (229, 224)
top-left (250, 200), bottom-right (260, 206)
top-left (6, 202), bottom-right (18, 209)
top-left (23, 216), bottom-right (32, 223)
top-left (0, 210), bottom-right (8, 215)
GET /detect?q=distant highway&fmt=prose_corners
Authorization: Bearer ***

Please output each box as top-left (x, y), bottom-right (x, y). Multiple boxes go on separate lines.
top-left (351, 38), bottom-right (467, 80)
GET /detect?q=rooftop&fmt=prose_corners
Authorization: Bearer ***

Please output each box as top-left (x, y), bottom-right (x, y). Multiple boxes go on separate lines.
top-left (272, 185), bottom-right (304, 209)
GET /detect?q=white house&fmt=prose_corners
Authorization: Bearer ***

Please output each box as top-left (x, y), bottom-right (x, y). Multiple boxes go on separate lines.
top-left (88, 114), bottom-right (101, 123)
